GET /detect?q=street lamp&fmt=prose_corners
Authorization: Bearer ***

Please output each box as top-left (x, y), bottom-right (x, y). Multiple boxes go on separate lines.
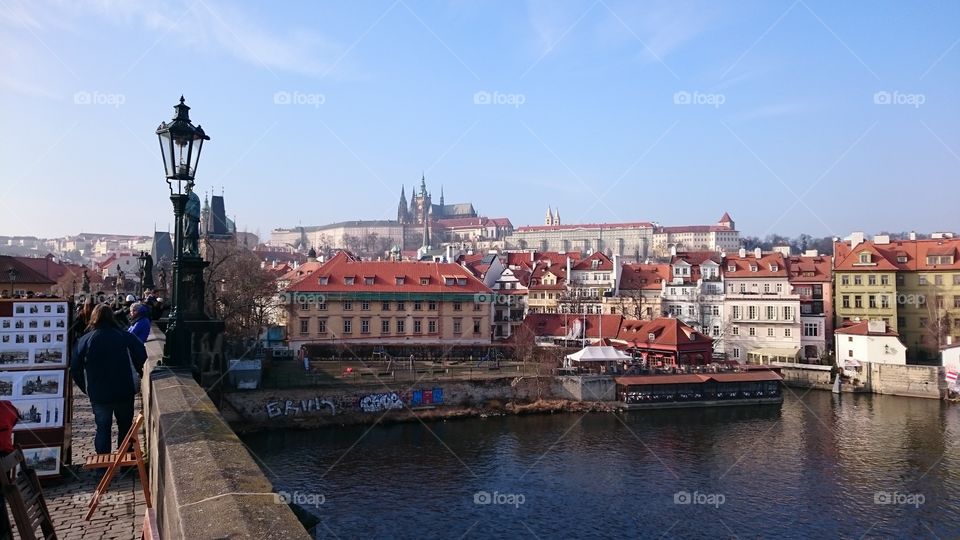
top-left (6, 267), bottom-right (17, 298)
top-left (137, 251), bottom-right (148, 298)
top-left (156, 96), bottom-right (210, 367)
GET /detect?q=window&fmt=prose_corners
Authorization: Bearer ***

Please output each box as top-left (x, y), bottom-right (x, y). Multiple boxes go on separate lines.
top-left (784, 328), bottom-right (792, 337)
top-left (420, 277), bottom-right (429, 285)
top-left (842, 296), bottom-right (850, 308)
top-left (804, 323), bottom-right (818, 337)
top-left (732, 348), bottom-right (740, 359)
top-left (783, 306), bottom-right (792, 320)
top-left (728, 265), bottom-right (736, 272)
top-left (919, 317), bottom-right (928, 328)
top-left (382, 302), bottom-right (390, 311)
top-left (859, 252), bottom-right (871, 264)
top-left (299, 300), bottom-right (310, 311)
top-left (733, 306), bottom-right (741, 320)
top-left (343, 301), bottom-right (353, 311)
top-left (444, 277), bottom-right (455, 286)
top-left (868, 275), bottom-right (876, 286)
top-left (361, 301), bottom-right (370, 311)
top-left (396, 319), bottom-right (405, 333)
top-left (414, 320), bottom-right (422, 333)
top-left (954, 275), bottom-right (960, 286)
top-left (766, 306), bottom-right (775, 320)
top-left (848, 350), bottom-right (853, 357)
top-left (687, 306), bottom-right (695, 316)
top-left (854, 296), bottom-right (863, 308)
top-left (881, 295), bottom-right (890, 309)
top-left (318, 276), bottom-right (329, 285)
top-left (453, 302), bottom-right (462, 311)
top-left (897, 274), bottom-right (905, 286)
top-left (473, 303), bottom-right (482, 311)
top-left (748, 327), bottom-right (756, 336)
top-left (317, 319), bottom-right (327, 334)
top-left (428, 320), bottom-right (437, 333)
top-left (712, 306), bottom-right (720, 316)
top-left (712, 326), bottom-right (720, 336)
top-left (395, 277), bottom-right (405, 285)
top-left (854, 275), bottom-right (862, 285)
top-left (317, 301), bottom-right (327, 311)
top-left (473, 319), bottom-right (481, 334)
top-left (361, 319), bottom-right (370, 334)
top-left (397, 301), bottom-right (406, 311)
top-left (748, 306), bottom-right (758, 320)
top-left (918, 275), bottom-right (928, 286)
top-left (869, 295), bottom-right (877, 309)
top-left (767, 328), bottom-right (775, 337)
top-left (453, 319), bottom-right (462, 334)
top-left (364, 277), bottom-right (374, 285)
top-left (776, 283), bottom-right (783, 293)
top-left (299, 318), bottom-right (309, 335)
top-left (935, 295), bottom-right (944, 309)
top-left (881, 275), bottom-right (889, 286)
top-left (344, 276), bottom-right (355, 285)
top-left (381, 319), bottom-right (390, 334)
top-left (764, 283), bottom-right (771, 293)
top-left (732, 326), bottom-right (740, 336)
top-left (954, 296), bottom-right (960, 309)
top-left (414, 301), bottom-right (422, 311)
top-left (428, 301), bottom-right (437, 311)
top-left (935, 275), bottom-right (944, 286)
top-left (841, 275), bottom-right (850, 286)
top-left (740, 284), bottom-right (746, 293)
top-left (457, 278), bottom-right (467, 286)
top-left (343, 319), bottom-right (352, 334)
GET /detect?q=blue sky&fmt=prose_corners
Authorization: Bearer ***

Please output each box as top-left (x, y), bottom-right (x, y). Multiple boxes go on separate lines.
top-left (1, 0), bottom-right (958, 240)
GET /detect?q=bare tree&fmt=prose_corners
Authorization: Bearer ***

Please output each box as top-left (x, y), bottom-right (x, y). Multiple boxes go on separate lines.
top-left (203, 242), bottom-right (280, 350)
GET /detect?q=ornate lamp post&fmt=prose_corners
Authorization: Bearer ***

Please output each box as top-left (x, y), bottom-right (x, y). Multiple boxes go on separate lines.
top-left (156, 96), bottom-right (210, 367)
top-left (6, 267), bottom-right (17, 298)
top-left (137, 251), bottom-right (148, 298)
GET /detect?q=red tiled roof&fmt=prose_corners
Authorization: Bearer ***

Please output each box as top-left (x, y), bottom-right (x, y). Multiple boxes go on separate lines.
top-left (523, 313), bottom-right (624, 339)
top-left (657, 225), bottom-right (730, 233)
top-left (619, 263), bottom-right (669, 290)
top-left (616, 318), bottom-right (713, 349)
top-left (615, 370), bottom-right (780, 386)
top-left (786, 255), bottom-right (832, 282)
top-left (286, 251), bottom-right (490, 293)
top-left (834, 320), bottom-right (900, 337)
top-left (0, 256), bottom-right (56, 285)
top-left (723, 252), bottom-right (788, 278)
top-left (719, 212), bottom-right (733, 223)
top-left (571, 251), bottom-right (613, 271)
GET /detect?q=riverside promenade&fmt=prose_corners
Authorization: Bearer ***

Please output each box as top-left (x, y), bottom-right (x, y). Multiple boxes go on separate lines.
top-left (34, 389), bottom-right (146, 539)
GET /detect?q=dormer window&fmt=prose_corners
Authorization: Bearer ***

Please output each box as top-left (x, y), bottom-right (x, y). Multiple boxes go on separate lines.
top-left (897, 255), bottom-right (907, 263)
top-left (769, 264), bottom-right (778, 272)
top-left (727, 265), bottom-right (736, 272)
top-left (318, 276), bottom-right (329, 285)
top-left (749, 265), bottom-right (758, 272)
top-left (395, 276), bottom-right (405, 285)
top-left (591, 260), bottom-right (600, 269)
top-left (647, 332), bottom-right (656, 341)
top-left (859, 252), bottom-right (871, 264)
top-left (457, 277), bottom-right (467, 286)
top-left (344, 276), bottom-right (355, 285)
top-left (420, 277), bottom-right (430, 285)
top-left (364, 276), bottom-right (375, 285)
top-left (444, 277), bottom-right (455, 286)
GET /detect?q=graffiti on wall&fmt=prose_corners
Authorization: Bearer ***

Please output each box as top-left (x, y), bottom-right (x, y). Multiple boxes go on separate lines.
top-left (266, 397), bottom-right (337, 419)
top-left (359, 392), bottom-right (404, 413)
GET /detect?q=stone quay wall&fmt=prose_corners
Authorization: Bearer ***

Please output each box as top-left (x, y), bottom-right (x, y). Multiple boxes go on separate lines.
top-left (143, 330), bottom-right (310, 539)
top-left (776, 361), bottom-right (946, 399)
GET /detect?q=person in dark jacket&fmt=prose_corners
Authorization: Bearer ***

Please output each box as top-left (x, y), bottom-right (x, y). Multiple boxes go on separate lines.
top-left (127, 302), bottom-right (151, 344)
top-left (71, 305), bottom-right (146, 454)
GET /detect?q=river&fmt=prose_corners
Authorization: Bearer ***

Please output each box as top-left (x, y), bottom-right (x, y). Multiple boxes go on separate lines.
top-left (243, 391), bottom-right (960, 538)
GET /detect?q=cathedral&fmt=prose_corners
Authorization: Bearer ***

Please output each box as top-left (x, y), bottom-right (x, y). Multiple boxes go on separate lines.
top-left (397, 175), bottom-right (477, 225)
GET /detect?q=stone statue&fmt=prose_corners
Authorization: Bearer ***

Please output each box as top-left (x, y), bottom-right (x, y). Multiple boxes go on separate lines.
top-left (117, 269), bottom-right (125, 293)
top-left (142, 252), bottom-right (155, 290)
top-left (81, 269), bottom-right (90, 293)
top-left (159, 267), bottom-right (167, 291)
top-left (183, 180), bottom-right (201, 256)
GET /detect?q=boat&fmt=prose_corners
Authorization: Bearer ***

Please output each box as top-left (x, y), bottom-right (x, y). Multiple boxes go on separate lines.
top-left (615, 369), bottom-right (783, 410)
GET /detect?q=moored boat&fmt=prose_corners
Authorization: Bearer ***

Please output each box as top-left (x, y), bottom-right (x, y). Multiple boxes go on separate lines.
top-left (616, 369), bottom-right (783, 410)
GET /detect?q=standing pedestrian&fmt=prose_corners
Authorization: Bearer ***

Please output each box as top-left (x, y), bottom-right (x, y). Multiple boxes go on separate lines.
top-left (127, 302), bottom-right (151, 344)
top-left (71, 305), bottom-right (146, 454)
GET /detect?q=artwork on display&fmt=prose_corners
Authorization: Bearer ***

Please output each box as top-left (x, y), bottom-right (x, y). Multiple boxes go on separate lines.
top-left (11, 397), bottom-right (64, 430)
top-left (19, 371), bottom-right (64, 398)
top-left (22, 447), bottom-right (60, 477)
top-left (34, 347), bottom-right (66, 366)
top-left (0, 350), bottom-right (30, 367)
top-left (0, 375), bottom-right (14, 397)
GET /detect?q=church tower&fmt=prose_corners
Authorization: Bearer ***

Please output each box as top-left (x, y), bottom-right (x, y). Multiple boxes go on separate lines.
top-left (554, 208), bottom-right (560, 226)
top-left (397, 186), bottom-right (409, 224)
top-left (545, 206), bottom-right (554, 226)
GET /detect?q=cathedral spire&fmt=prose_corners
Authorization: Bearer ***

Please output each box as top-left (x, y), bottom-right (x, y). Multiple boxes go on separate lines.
top-left (397, 185), bottom-right (409, 223)
top-left (545, 206), bottom-right (553, 226)
top-left (440, 185), bottom-right (444, 207)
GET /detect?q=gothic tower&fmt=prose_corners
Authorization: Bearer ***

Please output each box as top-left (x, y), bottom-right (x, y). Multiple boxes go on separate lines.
top-left (397, 186), bottom-right (409, 224)
top-left (545, 206), bottom-right (554, 226)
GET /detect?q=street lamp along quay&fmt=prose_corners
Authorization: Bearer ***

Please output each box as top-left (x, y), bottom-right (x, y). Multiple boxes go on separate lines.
top-left (156, 96), bottom-right (210, 368)
top-left (6, 267), bottom-right (17, 298)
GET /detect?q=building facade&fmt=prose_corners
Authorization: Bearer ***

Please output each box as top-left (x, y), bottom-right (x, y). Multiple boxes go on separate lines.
top-left (787, 252), bottom-right (833, 361)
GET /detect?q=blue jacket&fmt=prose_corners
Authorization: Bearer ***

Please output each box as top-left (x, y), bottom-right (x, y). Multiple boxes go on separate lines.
top-left (128, 312), bottom-right (151, 343)
top-left (71, 327), bottom-right (147, 403)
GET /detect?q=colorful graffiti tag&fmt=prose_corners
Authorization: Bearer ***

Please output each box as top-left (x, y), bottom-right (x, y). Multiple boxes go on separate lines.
top-left (359, 392), bottom-right (404, 413)
top-left (266, 397), bottom-right (336, 419)
top-left (265, 388), bottom-right (446, 418)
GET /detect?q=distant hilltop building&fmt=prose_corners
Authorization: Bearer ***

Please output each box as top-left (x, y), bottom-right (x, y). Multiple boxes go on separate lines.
top-left (504, 211), bottom-right (739, 261)
top-left (270, 175), bottom-right (511, 256)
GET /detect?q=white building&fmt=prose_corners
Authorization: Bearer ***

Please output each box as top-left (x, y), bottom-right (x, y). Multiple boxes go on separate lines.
top-left (660, 251), bottom-right (725, 351)
top-left (834, 320), bottom-right (907, 366)
top-left (722, 248), bottom-right (801, 363)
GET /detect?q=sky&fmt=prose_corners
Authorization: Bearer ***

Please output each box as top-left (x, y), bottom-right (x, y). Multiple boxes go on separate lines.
top-left (1, 0), bottom-right (958, 241)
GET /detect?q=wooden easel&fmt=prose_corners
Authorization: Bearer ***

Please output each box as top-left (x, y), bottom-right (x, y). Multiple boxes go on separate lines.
top-left (82, 413), bottom-right (151, 521)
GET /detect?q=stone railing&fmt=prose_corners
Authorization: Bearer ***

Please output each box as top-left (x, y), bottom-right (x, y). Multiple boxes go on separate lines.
top-left (143, 327), bottom-right (310, 539)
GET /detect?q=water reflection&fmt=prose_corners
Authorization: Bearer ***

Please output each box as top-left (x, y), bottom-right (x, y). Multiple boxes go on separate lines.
top-left (243, 391), bottom-right (959, 538)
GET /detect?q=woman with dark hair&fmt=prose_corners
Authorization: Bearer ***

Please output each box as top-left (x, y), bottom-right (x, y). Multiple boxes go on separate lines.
top-left (71, 304), bottom-right (146, 454)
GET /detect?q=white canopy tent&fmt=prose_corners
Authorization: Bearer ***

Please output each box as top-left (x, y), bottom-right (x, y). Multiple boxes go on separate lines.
top-left (564, 346), bottom-right (632, 368)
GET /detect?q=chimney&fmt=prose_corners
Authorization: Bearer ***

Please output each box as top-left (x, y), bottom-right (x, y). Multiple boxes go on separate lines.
top-left (850, 232), bottom-right (865, 247)
top-left (670, 245), bottom-right (677, 256)
top-left (946, 335), bottom-right (953, 345)
top-left (874, 235), bottom-right (890, 245)
top-left (738, 247), bottom-right (746, 258)
top-left (754, 247), bottom-right (762, 259)
top-left (773, 245), bottom-right (790, 256)
top-left (909, 231), bottom-right (917, 241)
top-left (803, 249), bottom-right (819, 257)
top-left (867, 320), bottom-right (886, 334)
